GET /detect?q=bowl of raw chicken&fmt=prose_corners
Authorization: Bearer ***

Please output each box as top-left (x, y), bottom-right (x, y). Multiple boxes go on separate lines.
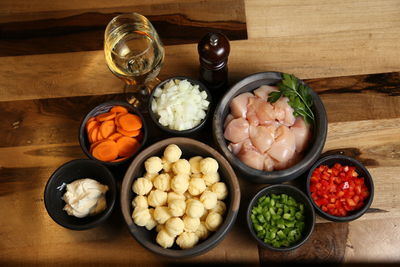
top-left (213, 72), bottom-right (328, 183)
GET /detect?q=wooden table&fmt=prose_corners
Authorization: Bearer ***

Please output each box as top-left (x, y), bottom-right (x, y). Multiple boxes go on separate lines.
top-left (1, 0), bottom-right (400, 265)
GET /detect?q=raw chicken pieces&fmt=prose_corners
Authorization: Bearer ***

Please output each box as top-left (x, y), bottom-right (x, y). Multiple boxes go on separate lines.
top-left (224, 117), bottom-right (249, 143)
top-left (254, 85), bottom-right (278, 99)
top-left (230, 92), bottom-right (253, 118)
top-left (274, 97), bottom-right (296, 126)
top-left (223, 85), bottom-right (312, 171)
top-left (268, 125), bottom-right (296, 163)
top-left (249, 124), bottom-right (276, 153)
top-left (224, 114), bottom-right (234, 128)
top-left (263, 154), bottom-right (275, 172)
top-left (256, 100), bottom-right (276, 125)
top-left (291, 117), bottom-right (312, 152)
top-left (237, 141), bottom-right (265, 170)
top-left (246, 97), bottom-right (261, 125)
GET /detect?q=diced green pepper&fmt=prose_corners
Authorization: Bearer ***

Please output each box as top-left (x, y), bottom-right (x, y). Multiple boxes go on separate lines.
top-left (254, 224), bottom-right (263, 232)
top-left (251, 192), bottom-right (307, 248)
top-left (269, 207), bottom-right (276, 215)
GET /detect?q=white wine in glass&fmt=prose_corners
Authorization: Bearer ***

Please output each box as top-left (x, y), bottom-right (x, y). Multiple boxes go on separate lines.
top-left (104, 13), bottom-right (164, 110)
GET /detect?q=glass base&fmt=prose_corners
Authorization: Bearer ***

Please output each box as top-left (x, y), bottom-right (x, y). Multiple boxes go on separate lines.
top-left (124, 78), bottom-right (160, 112)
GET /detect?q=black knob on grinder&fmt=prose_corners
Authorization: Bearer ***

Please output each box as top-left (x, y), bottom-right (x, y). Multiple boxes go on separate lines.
top-left (198, 32), bottom-right (230, 100)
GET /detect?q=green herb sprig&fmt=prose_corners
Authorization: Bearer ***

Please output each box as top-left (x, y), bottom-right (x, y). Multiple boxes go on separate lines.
top-left (268, 73), bottom-right (315, 124)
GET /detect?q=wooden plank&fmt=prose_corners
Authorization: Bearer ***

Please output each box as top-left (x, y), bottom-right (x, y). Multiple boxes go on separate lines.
top-left (245, 0), bottom-right (400, 38)
top-left (345, 218), bottom-right (400, 262)
top-left (324, 118), bottom-right (400, 167)
top-left (228, 27), bottom-right (400, 81)
top-left (259, 221), bottom-right (349, 264)
top-left (0, 0), bottom-right (243, 23)
top-left (1, 26), bottom-right (400, 102)
top-left (260, 217), bottom-right (400, 263)
top-left (0, 94), bottom-right (125, 148)
top-left (0, 0), bottom-right (200, 14)
top-left (306, 72), bottom-right (400, 123)
top-left (0, 0), bottom-right (247, 56)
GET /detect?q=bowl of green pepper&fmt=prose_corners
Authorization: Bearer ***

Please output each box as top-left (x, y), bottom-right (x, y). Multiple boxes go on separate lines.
top-left (246, 184), bottom-right (315, 251)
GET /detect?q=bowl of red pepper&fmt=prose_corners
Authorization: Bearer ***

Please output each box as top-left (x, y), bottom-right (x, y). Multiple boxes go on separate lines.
top-left (306, 155), bottom-right (374, 222)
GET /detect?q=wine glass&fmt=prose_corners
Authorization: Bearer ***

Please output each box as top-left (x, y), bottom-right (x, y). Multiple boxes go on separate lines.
top-left (104, 13), bottom-right (165, 110)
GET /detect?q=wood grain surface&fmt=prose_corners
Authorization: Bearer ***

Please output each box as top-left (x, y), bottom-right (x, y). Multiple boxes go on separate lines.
top-left (0, 0), bottom-right (247, 56)
top-left (0, 0), bottom-right (202, 14)
top-left (1, 0), bottom-right (400, 265)
top-left (245, 0), bottom-right (400, 39)
top-left (2, 27), bottom-right (400, 102)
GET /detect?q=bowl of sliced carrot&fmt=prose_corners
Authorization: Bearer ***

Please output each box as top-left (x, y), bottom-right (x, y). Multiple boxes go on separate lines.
top-left (79, 100), bottom-right (148, 166)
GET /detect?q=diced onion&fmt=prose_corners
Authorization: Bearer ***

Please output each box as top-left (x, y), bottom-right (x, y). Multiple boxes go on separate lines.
top-left (152, 79), bottom-right (209, 131)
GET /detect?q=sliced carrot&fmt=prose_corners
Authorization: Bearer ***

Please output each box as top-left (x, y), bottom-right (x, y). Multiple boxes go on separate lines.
top-left (114, 113), bottom-right (125, 127)
top-left (99, 120), bottom-right (115, 139)
top-left (110, 106), bottom-right (128, 114)
top-left (90, 139), bottom-right (104, 154)
top-left (95, 111), bottom-right (116, 122)
top-left (92, 140), bottom-right (118, 162)
top-left (111, 156), bottom-right (129, 162)
top-left (97, 129), bottom-right (105, 141)
top-left (116, 136), bottom-right (140, 157)
top-left (108, 132), bottom-right (122, 141)
top-left (117, 113), bottom-right (142, 131)
top-left (89, 125), bottom-right (100, 143)
top-left (85, 106), bottom-right (144, 163)
top-left (117, 126), bottom-right (141, 137)
top-left (86, 120), bottom-right (99, 134)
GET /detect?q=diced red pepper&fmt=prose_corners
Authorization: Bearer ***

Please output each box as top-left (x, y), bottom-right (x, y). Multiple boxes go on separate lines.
top-left (309, 163), bottom-right (369, 217)
top-left (353, 195), bottom-right (360, 204)
top-left (347, 198), bottom-right (356, 207)
top-left (311, 176), bottom-right (319, 183)
top-left (333, 163), bottom-right (342, 169)
top-left (355, 185), bottom-right (362, 195)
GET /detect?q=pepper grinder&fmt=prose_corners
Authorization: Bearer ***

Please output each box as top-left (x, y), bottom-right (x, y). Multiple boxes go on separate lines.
top-left (198, 32), bottom-right (230, 100)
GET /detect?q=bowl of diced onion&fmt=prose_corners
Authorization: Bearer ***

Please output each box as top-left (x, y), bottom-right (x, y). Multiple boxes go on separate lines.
top-left (149, 77), bottom-right (212, 135)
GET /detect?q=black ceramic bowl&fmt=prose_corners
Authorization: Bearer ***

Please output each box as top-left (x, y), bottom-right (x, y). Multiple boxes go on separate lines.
top-left (120, 137), bottom-right (241, 258)
top-left (306, 155), bottom-right (374, 222)
top-left (79, 100), bottom-right (148, 167)
top-left (148, 76), bottom-right (212, 136)
top-left (213, 71), bottom-right (328, 183)
top-left (246, 184), bottom-right (315, 251)
top-left (44, 159), bottom-right (117, 230)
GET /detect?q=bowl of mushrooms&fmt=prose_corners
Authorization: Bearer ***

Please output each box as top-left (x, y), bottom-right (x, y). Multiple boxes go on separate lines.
top-left (120, 137), bottom-right (240, 258)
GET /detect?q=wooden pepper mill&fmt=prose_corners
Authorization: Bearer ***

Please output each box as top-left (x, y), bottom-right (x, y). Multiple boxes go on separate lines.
top-left (198, 32), bottom-right (230, 100)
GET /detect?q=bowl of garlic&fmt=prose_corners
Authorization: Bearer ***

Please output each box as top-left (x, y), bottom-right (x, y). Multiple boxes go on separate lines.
top-left (149, 77), bottom-right (211, 135)
top-left (120, 138), bottom-right (240, 257)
